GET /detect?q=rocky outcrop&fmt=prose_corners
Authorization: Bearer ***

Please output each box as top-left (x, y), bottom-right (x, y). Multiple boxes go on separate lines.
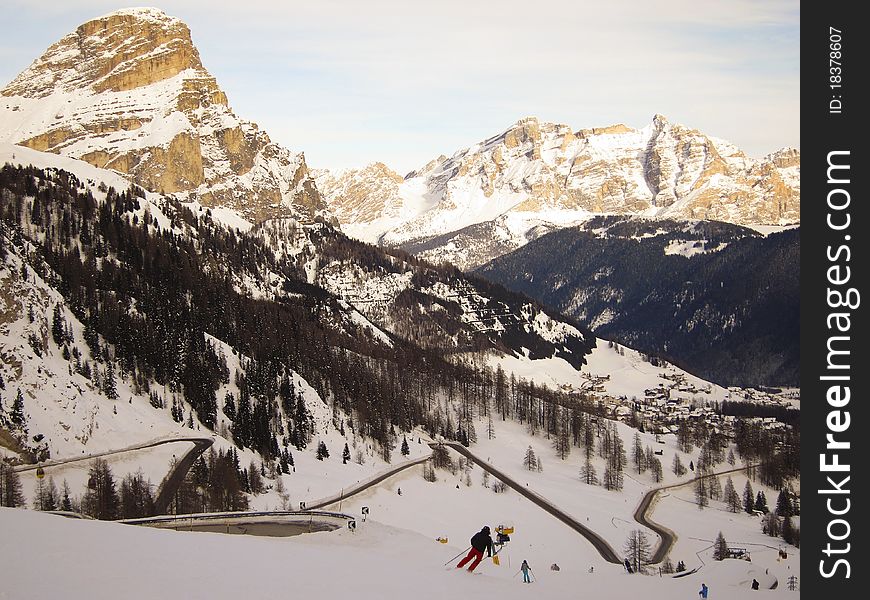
top-left (1, 7), bottom-right (326, 223)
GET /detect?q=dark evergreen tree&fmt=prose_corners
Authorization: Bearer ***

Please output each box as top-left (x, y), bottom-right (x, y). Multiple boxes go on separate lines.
top-left (52, 304), bottom-right (66, 346)
top-left (672, 453), bottom-right (687, 477)
top-left (782, 516), bottom-right (796, 545)
top-left (762, 512), bottom-right (781, 538)
top-left (712, 531), bottom-right (728, 561)
top-left (695, 476), bottom-right (708, 509)
top-left (223, 392), bottom-right (236, 421)
top-left (580, 456), bottom-right (598, 485)
top-left (775, 489), bottom-right (793, 517)
top-left (743, 480), bottom-right (755, 514)
top-left (82, 458), bottom-right (120, 520)
top-left (316, 441), bottom-right (329, 460)
top-left (119, 470), bottom-right (154, 518)
top-left (294, 394), bottom-right (310, 449)
top-left (523, 445), bottom-right (538, 471)
top-left (754, 491), bottom-right (769, 514)
top-left (0, 463), bottom-right (25, 507)
top-left (103, 361), bottom-right (118, 400)
top-left (401, 436), bottom-right (410, 457)
top-left (342, 443), bottom-right (351, 465)
top-left (11, 388), bottom-right (25, 428)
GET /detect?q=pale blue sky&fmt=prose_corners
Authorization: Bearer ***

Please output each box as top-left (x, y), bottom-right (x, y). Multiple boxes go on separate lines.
top-left (0, 1), bottom-right (799, 174)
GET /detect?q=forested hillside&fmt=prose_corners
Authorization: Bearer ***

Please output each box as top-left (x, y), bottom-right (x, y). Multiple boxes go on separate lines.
top-left (0, 163), bottom-right (595, 466)
top-left (477, 217), bottom-right (799, 387)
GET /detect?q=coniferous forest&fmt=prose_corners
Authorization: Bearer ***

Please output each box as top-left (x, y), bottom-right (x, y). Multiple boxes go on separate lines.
top-left (0, 164), bottom-right (596, 462)
top-left (477, 216), bottom-right (800, 387)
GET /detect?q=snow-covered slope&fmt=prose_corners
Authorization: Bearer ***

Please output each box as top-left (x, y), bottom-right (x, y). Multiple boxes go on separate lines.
top-left (0, 7), bottom-right (325, 224)
top-left (320, 116), bottom-right (800, 269)
top-left (1, 408), bottom-right (801, 600)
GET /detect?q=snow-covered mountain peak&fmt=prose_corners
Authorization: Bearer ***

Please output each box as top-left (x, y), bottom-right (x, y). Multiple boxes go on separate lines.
top-left (3, 7), bottom-right (201, 98)
top-left (320, 114), bottom-right (799, 269)
top-left (1, 8), bottom-right (327, 224)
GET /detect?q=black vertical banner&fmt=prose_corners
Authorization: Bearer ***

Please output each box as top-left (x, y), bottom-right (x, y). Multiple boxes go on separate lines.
top-left (802, 3), bottom-right (868, 597)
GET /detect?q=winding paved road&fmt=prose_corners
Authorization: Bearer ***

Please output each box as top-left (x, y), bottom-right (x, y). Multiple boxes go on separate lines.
top-left (306, 454), bottom-right (432, 510)
top-left (13, 436), bottom-right (214, 515)
top-left (636, 464), bottom-right (755, 563)
top-left (435, 442), bottom-right (622, 563)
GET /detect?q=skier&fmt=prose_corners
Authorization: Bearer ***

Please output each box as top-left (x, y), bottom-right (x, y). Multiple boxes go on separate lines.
top-left (699, 583), bottom-right (709, 598)
top-left (520, 560), bottom-right (532, 583)
top-left (624, 558), bottom-right (633, 574)
top-left (456, 526), bottom-right (494, 572)
top-left (751, 578), bottom-right (759, 590)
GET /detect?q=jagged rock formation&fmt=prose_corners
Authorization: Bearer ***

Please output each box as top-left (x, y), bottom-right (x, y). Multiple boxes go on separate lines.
top-left (0, 7), bottom-right (325, 222)
top-left (313, 162), bottom-right (407, 240)
top-left (321, 115), bottom-right (800, 269)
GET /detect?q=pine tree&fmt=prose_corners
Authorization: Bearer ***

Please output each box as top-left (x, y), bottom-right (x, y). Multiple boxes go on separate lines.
top-left (52, 304), bottom-right (66, 346)
top-left (762, 512), bottom-right (781, 537)
top-left (650, 456), bottom-right (663, 483)
top-left (580, 456), bottom-right (598, 485)
top-left (248, 460), bottom-right (263, 495)
top-left (743, 480), bottom-right (755, 514)
top-left (316, 441), bottom-right (329, 460)
top-left (727, 448), bottom-right (736, 465)
top-left (523, 446), bottom-right (538, 471)
top-left (775, 489), bottom-right (793, 517)
top-left (0, 463), bottom-right (25, 507)
top-left (632, 432), bottom-right (646, 474)
top-left (695, 476), bottom-right (708, 509)
top-left (82, 458), bottom-right (119, 520)
top-left (103, 361), bottom-right (118, 400)
top-left (119, 470), bottom-right (154, 518)
top-left (782, 516), bottom-right (795, 545)
top-left (623, 529), bottom-right (652, 574)
top-left (294, 393), bottom-right (310, 449)
top-left (712, 531), bottom-right (728, 560)
top-left (223, 392), bottom-right (236, 421)
top-left (401, 436), bottom-right (410, 457)
top-left (11, 388), bottom-right (25, 428)
top-left (672, 453), bottom-right (686, 477)
top-left (342, 443), bottom-right (351, 464)
top-left (754, 490), bottom-right (769, 514)
top-left (708, 475), bottom-right (722, 500)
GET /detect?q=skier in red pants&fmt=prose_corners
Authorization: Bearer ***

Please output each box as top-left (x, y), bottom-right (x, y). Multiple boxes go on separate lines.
top-left (457, 526), bottom-right (495, 572)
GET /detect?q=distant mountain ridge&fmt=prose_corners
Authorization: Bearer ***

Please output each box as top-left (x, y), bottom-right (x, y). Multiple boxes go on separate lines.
top-left (0, 7), bottom-right (325, 223)
top-left (318, 115), bottom-right (799, 270)
top-left (476, 217), bottom-right (800, 387)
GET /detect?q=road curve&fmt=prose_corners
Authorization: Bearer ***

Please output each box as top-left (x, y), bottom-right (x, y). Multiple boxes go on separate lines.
top-left (435, 442), bottom-right (622, 564)
top-left (152, 438), bottom-right (215, 514)
top-left (14, 436), bottom-right (214, 517)
top-left (306, 454), bottom-right (432, 510)
top-left (636, 464), bottom-right (755, 563)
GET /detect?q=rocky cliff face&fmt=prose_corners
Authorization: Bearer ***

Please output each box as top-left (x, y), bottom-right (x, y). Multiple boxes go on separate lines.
top-left (1, 7), bottom-right (325, 223)
top-left (313, 162), bottom-right (406, 241)
top-left (321, 115), bottom-right (799, 269)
